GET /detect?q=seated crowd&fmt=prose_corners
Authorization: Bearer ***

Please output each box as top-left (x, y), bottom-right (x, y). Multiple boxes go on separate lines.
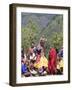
top-left (21, 36), bottom-right (63, 77)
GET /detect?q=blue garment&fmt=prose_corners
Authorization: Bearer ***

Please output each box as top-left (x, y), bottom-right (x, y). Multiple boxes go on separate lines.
top-left (21, 64), bottom-right (28, 74)
top-left (58, 49), bottom-right (63, 57)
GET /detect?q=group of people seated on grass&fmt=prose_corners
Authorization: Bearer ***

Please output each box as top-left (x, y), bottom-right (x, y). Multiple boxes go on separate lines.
top-left (21, 35), bottom-right (63, 77)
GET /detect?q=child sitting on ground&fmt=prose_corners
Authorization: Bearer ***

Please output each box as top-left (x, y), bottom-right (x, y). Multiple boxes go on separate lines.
top-left (56, 55), bottom-right (63, 75)
top-left (29, 60), bottom-right (37, 76)
top-left (21, 58), bottom-right (31, 77)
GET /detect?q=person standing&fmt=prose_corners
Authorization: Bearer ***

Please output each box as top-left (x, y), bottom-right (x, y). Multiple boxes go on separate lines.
top-left (48, 47), bottom-right (57, 74)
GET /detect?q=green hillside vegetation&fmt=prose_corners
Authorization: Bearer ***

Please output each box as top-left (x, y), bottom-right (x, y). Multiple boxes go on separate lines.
top-left (21, 15), bottom-right (63, 56)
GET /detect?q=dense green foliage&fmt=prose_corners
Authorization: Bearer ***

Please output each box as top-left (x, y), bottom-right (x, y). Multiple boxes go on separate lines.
top-left (21, 15), bottom-right (63, 55)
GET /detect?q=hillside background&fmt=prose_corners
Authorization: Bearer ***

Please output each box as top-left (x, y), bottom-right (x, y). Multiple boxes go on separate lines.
top-left (21, 13), bottom-right (63, 57)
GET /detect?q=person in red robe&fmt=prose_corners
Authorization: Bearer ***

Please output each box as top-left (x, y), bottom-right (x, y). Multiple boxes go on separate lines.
top-left (48, 47), bottom-right (57, 74)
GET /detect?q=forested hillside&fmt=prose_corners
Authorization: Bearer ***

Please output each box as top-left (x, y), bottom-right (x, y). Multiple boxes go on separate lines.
top-left (21, 13), bottom-right (63, 56)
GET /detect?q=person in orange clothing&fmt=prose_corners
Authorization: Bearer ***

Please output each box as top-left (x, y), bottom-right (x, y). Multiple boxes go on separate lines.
top-left (48, 47), bottom-right (57, 74)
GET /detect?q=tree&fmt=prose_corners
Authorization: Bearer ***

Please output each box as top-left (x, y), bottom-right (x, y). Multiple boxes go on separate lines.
top-left (21, 19), bottom-right (40, 53)
top-left (49, 32), bottom-right (63, 50)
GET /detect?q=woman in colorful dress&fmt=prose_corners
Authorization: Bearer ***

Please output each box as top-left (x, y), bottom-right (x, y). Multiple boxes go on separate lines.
top-left (34, 47), bottom-right (48, 76)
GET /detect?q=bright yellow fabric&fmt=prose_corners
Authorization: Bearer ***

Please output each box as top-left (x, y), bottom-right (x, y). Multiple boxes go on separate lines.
top-left (59, 60), bottom-right (63, 68)
top-left (57, 59), bottom-right (63, 69)
top-left (34, 56), bottom-right (48, 69)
